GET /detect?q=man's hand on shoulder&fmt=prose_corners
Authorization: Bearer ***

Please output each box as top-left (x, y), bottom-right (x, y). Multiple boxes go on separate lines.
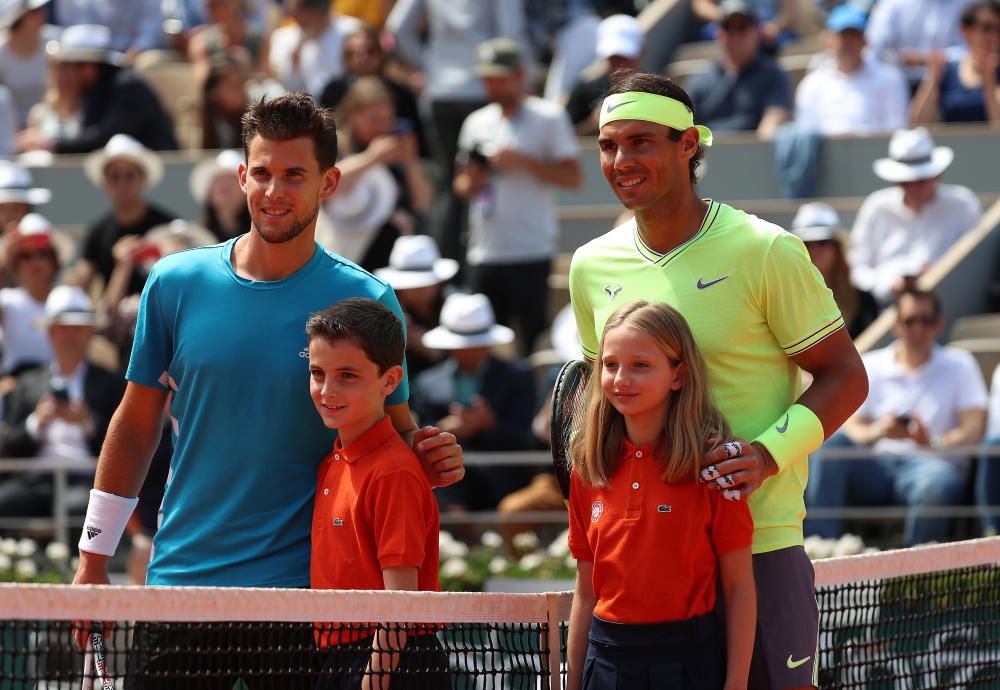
top-left (699, 438), bottom-right (778, 499)
top-left (412, 425), bottom-right (465, 487)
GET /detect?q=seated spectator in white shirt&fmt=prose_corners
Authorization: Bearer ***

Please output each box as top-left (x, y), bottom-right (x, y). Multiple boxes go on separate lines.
top-left (52, 0), bottom-right (165, 55)
top-left (0, 214), bottom-right (69, 379)
top-left (267, 0), bottom-right (362, 98)
top-left (0, 0), bottom-right (59, 128)
top-left (795, 5), bottom-right (909, 136)
top-left (807, 288), bottom-right (988, 546)
top-left (850, 127), bottom-right (981, 305)
top-left (0, 286), bottom-right (125, 518)
top-left (865, 0), bottom-right (970, 86)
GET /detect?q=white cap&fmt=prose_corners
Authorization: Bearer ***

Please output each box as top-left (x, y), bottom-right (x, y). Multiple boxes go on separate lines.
top-left (46, 24), bottom-right (124, 66)
top-left (790, 202), bottom-right (843, 243)
top-left (189, 149), bottom-right (243, 205)
top-left (596, 14), bottom-right (644, 60)
top-left (40, 286), bottom-right (96, 327)
top-left (421, 293), bottom-right (515, 350)
top-left (0, 160), bottom-right (51, 205)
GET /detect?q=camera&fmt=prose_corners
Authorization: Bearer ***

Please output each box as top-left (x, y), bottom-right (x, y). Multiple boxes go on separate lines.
top-left (457, 143), bottom-right (497, 169)
top-left (895, 414), bottom-right (912, 426)
top-left (49, 377), bottom-right (70, 404)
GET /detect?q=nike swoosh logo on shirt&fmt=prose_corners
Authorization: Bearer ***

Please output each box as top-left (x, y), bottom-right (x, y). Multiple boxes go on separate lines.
top-left (696, 275), bottom-right (729, 289)
top-left (606, 100), bottom-right (635, 113)
top-left (786, 655), bottom-right (811, 669)
top-left (777, 414), bottom-right (790, 433)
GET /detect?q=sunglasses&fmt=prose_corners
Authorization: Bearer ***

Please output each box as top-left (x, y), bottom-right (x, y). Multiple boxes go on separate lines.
top-left (105, 169), bottom-right (143, 183)
top-left (901, 315), bottom-right (937, 327)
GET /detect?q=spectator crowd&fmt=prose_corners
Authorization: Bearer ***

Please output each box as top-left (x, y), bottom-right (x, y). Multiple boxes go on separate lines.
top-left (0, 0), bottom-right (998, 559)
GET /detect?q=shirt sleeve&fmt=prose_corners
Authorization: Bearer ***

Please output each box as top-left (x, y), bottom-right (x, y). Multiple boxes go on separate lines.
top-left (369, 469), bottom-right (433, 569)
top-left (763, 64), bottom-right (792, 111)
top-left (954, 350), bottom-right (989, 412)
top-left (547, 109), bottom-right (580, 161)
top-left (760, 232), bottom-right (845, 357)
top-left (568, 249), bottom-right (598, 359)
top-left (793, 74), bottom-right (819, 132)
top-left (378, 284), bottom-right (410, 405)
top-left (567, 472), bottom-right (593, 561)
top-left (848, 196), bottom-right (881, 295)
top-left (125, 266), bottom-right (173, 390)
top-left (709, 487), bottom-right (754, 555)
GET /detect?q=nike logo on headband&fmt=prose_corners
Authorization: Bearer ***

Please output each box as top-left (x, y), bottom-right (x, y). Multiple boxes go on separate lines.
top-left (606, 100), bottom-right (636, 113)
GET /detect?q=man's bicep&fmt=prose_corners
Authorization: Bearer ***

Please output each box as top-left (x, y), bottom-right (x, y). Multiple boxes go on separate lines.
top-left (791, 327), bottom-right (869, 436)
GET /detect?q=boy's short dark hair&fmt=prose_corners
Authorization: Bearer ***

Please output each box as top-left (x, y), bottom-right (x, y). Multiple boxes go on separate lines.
top-left (241, 93), bottom-right (339, 171)
top-left (306, 298), bottom-right (404, 373)
top-left (603, 71), bottom-right (704, 184)
top-left (894, 287), bottom-right (942, 319)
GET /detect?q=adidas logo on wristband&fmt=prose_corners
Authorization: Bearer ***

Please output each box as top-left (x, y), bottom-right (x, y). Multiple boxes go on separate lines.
top-left (86, 526), bottom-right (103, 540)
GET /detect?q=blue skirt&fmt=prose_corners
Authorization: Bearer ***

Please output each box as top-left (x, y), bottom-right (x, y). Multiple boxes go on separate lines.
top-left (582, 614), bottom-right (725, 690)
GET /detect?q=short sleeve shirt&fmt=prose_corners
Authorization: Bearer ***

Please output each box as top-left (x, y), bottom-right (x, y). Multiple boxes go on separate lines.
top-left (457, 96), bottom-right (579, 264)
top-left (685, 56), bottom-right (791, 133)
top-left (569, 202), bottom-right (843, 553)
top-left (129, 237), bottom-right (410, 587)
top-left (568, 438), bottom-right (753, 623)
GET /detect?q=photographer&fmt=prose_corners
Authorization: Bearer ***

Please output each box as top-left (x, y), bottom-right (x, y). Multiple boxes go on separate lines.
top-left (806, 288), bottom-right (987, 545)
top-left (0, 286), bottom-right (124, 518)
top-left (72, 135), bottom-right (175, 309)
top-left (453, 38), bottom-right (580, 355)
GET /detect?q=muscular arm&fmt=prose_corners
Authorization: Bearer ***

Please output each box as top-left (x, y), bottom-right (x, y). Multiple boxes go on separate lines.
top-left (74, 382), bottom-right (168, 582)
top-left (792, 327), bottom-right (869, 438)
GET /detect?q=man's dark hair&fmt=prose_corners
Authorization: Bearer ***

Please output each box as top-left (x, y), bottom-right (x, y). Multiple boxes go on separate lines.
top-left (602, 71), bottom-right (704, 184)
top-left (894, 287), bottom-right (942, 319)
top-left (961, 0), bottom-right (999, 26)
top-left (306, 298), bottom-right (404, 373)
top-left (241, 93), bottom-right (339, 171)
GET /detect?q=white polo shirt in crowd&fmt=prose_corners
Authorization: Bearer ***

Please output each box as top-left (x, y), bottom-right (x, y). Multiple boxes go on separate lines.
top-left (0, 286), bottom-right (52, 375)
top-left (865, 0), bottom-right (968, 81)
top-left (458, 95), bottom-right (579, 266)
top-left (268, 14), bottom-right (363, 98)
top-left (859, 342), bottom-right (988, 466)
top-left (850, 184), bottom-right (981, 303)
top-left (794, 58), bottom-right (909, 136)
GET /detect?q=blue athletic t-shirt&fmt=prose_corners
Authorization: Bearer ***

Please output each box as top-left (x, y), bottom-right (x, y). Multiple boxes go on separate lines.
top-left (127, 237), bottom-right (410, 587)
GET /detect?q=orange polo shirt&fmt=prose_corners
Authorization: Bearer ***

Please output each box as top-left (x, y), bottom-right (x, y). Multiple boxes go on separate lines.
top-left (568, 438), bottom-right (753, 624)
top-left (311, 415), bottom-right (440, 645)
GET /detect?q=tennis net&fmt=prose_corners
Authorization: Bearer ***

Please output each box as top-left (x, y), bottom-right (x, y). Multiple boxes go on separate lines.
top-left (1, 536), bottom-right (998, 689)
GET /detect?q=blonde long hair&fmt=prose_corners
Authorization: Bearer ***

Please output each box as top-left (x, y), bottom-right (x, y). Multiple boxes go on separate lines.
top-left (571, 301), bottom-right (731, 487)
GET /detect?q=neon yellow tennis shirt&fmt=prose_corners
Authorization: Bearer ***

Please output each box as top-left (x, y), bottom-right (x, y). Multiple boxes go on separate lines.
top-left (569, 201), bottom-right (844, 554)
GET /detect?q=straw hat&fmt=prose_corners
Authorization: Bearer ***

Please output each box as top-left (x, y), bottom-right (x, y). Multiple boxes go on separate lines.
top-left (189, 149), bottom-right (243, 205)
top-left (4, 212), bottom-right (74, 266)
top-left (325, 164), bottom-right (397, 233)
top-left (374, 235), bottom-right (459, 290)
top-left (45, 24), bottom-right (124, 66)
top-left (37, 285), bottom-right (96, 327)
top-left (790, 202), bottom-right (846, 243)
top-left (0, 160), bottom-right (51, 205)
top-left (422, 293), bottom-right (514, 350)
top-left (873, 127), bottom-right (954, 183)
top-left (0, 0), bottom-right (50, 31)
top-left (84, 134), bottom-right (164, 189)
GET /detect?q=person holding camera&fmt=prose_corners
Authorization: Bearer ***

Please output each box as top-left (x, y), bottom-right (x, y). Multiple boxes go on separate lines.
top-left (806, 288), bottom-right (987, 546)
top-left (453, 38), bottom-right (581, 356)
top-left (0, 286), bottom-right (124, 518)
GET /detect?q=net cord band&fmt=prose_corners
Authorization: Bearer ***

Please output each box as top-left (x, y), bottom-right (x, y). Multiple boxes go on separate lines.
top-left (599, 91), bottom-right (714, 147)
top-left (752, 403), bottom-right (824, 472)
top-left (78, 489), bottom-right (138, 557)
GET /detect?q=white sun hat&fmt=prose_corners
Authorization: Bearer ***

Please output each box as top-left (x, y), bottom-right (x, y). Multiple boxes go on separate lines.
top-left (189, 149), bottom-right (243, 205)
top-left (374, 235), bottom-right (459, 290)
top-left (0, 160), bottom-right (51, 205)
top-left (84, 134), bottom-right (164, 189)
top-left (421, 293), bottom-right (515, 350)
top-left (790, 201), bottom-right (845, 243)
top-left (872, 127), bottom-right (954, 183)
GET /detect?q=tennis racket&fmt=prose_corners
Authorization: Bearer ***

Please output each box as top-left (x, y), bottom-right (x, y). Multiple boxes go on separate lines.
top-left (81, 626), bottom-right (114, 690)
top-left (550, 359), bottom-right (592, 499)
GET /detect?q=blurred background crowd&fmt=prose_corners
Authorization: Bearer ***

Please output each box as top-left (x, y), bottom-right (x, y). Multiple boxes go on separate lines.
top-left (0, 0), bottom-right (999, 570)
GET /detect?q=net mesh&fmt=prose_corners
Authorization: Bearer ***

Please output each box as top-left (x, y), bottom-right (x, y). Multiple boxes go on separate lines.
top-left (1, 537), bottom-right (998, 689)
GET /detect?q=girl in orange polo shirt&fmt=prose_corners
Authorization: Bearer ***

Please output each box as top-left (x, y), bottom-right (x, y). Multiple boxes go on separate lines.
top-left (566, 300), bottom-right (756, 690)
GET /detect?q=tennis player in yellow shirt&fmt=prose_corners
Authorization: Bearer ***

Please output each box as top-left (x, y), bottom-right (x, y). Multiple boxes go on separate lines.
top-left (569, 71), bottom-right (869, 690)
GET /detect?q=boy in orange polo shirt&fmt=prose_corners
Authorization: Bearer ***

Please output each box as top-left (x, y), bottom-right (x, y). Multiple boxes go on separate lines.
top-left (306, 298), bottom-right (449, 690)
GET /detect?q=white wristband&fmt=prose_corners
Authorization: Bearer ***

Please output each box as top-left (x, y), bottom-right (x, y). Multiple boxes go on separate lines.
top-left (78, 489), bottom-right (138, 557)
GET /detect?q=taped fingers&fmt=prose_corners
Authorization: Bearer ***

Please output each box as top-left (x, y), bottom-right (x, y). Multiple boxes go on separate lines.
top-left (700, 464), bottom-right (722, 482)
top-left (723, 441), bottom-right (742, 459)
